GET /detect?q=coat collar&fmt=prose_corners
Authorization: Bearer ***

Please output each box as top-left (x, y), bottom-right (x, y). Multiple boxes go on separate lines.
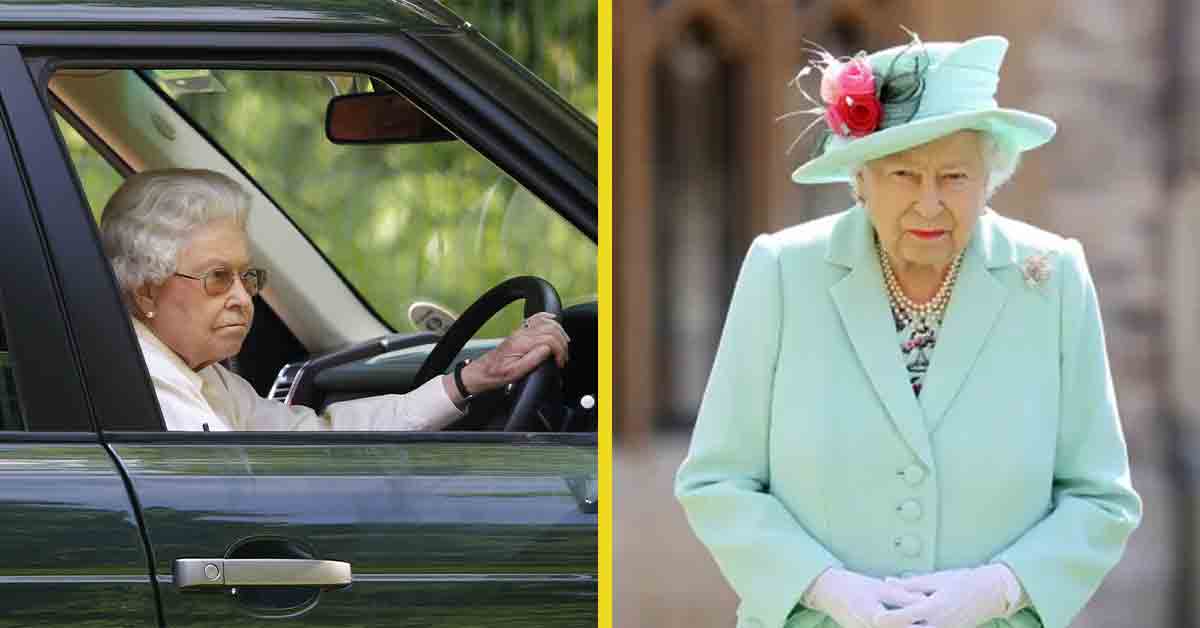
top-left (132, 317), bottom-right (206, 392)
top-left (826, 205), bottom-right (1012, 466)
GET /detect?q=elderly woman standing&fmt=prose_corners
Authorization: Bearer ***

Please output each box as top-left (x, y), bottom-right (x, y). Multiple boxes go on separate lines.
top-left (675, 35), bottom-right (1140, 628)
top-left (100, 168), bottom-right (568, 431)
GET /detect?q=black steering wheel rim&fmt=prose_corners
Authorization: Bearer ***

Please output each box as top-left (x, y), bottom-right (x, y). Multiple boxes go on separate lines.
top-left (413, 276), bottom-right (562, 431)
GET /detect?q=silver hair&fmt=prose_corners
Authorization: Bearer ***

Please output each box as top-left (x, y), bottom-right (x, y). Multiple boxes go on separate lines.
top-left (848, 130), bottom-right (1021, 202)
top-left (100, 169), bottom-right (250, 302)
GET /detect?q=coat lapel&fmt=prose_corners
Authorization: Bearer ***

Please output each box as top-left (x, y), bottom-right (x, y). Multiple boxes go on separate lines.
top-left (828, 206), bottom-right (933, 466)
top-left (918, 211), bottom-right (1014, 432)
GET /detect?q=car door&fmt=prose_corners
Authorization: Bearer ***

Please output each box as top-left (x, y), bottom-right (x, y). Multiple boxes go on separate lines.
top-left (105, 433), bottom-right (597, 627)
top-left (0, 46), bottom-right (158, 627)
top-left (12, 20), bottom-right (597, 628)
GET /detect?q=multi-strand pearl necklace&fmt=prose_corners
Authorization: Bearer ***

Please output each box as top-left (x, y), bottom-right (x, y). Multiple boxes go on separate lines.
top-left (877, 237), bottom-right (963, 329)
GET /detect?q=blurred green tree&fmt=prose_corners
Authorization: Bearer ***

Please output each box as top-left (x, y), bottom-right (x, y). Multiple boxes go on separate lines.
top-left (443, 1), bottom-right (597, 119)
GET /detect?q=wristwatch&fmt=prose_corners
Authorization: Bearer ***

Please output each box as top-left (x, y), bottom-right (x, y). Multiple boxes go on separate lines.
top-left (452, 359), bottom-right (476, 411)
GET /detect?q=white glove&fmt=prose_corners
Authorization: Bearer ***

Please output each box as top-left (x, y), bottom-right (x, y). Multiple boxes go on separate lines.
top-left (874, 564), bottom-right (1024, 628)
top-left (802, 567), bottom-right (924, 628)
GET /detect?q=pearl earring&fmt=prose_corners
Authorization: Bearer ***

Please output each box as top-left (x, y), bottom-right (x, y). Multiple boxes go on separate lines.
top-left (146, 311), bottom-right (155, 319)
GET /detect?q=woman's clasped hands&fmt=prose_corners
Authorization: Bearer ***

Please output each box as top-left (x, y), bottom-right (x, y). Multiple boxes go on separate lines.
top-left (804, 565), bottom-right (1017, 628)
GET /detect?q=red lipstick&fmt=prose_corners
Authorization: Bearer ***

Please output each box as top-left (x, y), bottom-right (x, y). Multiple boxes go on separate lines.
top-left (909, 229), bottom-right (947, 240)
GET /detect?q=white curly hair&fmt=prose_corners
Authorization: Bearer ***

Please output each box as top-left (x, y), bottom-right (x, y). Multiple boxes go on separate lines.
top-left (100, 168), bottom-right (250, 306)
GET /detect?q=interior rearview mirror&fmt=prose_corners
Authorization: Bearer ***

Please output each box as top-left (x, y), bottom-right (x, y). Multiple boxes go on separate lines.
top-left (325, 92), bottom-right (455, 144)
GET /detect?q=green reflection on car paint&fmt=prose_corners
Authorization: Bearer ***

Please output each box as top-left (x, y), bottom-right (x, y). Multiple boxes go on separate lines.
top-left (115, 442), bottom-right (596, 476)
top-left (0, 445), bottom-right (156, 625)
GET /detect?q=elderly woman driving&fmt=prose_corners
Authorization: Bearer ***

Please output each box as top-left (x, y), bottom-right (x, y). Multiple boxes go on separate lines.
top-left (100, 168), bottom-right (568, 431)
top-left (675, 35), bottom-right (1141, 628)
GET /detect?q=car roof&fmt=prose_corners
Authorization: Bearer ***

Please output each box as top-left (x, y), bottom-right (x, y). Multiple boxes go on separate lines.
top-left (0, 0), bottom-right (465, 33)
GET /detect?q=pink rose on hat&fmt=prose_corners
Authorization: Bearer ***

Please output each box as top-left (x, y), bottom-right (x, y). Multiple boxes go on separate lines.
top-left (821, 57), bottom-right (876, 100)
top-left (820, 57), bottom-right (881, 138)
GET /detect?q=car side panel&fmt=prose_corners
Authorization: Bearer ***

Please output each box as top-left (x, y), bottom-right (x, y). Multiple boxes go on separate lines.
top-left (113, 438), bottom-right (597, 627)
top-left (0, 443), bottom-right (157, 626)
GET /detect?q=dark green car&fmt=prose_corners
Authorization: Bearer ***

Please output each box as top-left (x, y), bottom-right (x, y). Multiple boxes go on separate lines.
top-left (0, 1), bottom-right (597, 626)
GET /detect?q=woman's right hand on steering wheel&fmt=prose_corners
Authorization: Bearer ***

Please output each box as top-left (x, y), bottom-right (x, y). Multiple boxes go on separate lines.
top-left (442, 312), bottom-right (569, 406)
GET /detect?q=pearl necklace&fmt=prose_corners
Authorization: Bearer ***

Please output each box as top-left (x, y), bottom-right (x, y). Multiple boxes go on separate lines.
top-left (877, 237), bottom-right (963, 328)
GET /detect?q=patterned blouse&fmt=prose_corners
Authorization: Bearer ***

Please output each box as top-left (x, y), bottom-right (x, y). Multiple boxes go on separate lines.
top-left (893, 309), bottom-right (940, 397)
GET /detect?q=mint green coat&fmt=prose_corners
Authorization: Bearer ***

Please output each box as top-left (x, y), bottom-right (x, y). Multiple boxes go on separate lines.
top-left (675, 206), bottom-right (1142, 628)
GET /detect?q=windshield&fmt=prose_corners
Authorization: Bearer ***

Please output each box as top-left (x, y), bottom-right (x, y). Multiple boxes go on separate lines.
top-left (151, 69), bottom-right (596, 337)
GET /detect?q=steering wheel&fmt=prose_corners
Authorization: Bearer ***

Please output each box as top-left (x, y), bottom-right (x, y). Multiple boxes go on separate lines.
top-left (412, 276), bottom-right (563, 431)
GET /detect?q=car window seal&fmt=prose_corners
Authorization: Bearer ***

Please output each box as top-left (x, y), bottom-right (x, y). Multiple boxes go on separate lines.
top-left (48, 91), bottom-right (135, 178)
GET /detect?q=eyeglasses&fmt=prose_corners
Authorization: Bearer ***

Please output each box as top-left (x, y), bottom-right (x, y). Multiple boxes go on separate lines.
top-left (174, 267), bottom-right (267, 297)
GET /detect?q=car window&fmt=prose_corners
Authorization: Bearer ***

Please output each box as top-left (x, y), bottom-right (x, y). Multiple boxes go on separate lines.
top-left (49, 65), bottom-right (595, 434)
top-left (151, 69), bottom-right (596, 338)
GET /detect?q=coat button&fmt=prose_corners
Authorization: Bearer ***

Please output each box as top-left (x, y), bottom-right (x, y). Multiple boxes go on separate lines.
top-left (899, 464), bottom-right (926, 485)
top-left (894, 535), bottom-right (922, 557)
top-left (896, 499), bottom-right (922, 522)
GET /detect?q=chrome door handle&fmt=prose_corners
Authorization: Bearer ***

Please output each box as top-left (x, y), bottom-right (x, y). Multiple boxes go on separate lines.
top-left (174, 558), bottom-right (352, 590)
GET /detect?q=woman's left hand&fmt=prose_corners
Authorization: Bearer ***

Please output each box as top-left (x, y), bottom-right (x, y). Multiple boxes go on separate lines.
top-left (874, 564), bottom-right (1017, 628)
top-left (459, 312), bottom-right (569, 396)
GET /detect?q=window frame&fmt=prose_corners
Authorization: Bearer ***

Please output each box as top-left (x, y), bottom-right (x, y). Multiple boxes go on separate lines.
top-left (0, 45), bottom-right (97, 434)
top-left (17, 29), bottom-right (596, 437)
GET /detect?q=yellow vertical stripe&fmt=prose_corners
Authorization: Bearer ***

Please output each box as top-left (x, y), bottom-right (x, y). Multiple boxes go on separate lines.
top-left (597, 0), bottom-right (613, 626)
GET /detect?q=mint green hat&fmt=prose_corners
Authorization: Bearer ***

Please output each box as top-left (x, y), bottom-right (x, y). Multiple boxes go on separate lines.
top-left (791, 35), bottom-right (1056, 184)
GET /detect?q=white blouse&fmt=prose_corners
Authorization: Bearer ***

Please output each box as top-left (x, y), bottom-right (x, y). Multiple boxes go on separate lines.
top-left (133, 319), bottom-right (462, 431)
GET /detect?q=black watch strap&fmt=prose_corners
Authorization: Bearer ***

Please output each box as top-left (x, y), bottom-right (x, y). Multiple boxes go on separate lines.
top-left (453, 359), bottom-right (474, 404)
